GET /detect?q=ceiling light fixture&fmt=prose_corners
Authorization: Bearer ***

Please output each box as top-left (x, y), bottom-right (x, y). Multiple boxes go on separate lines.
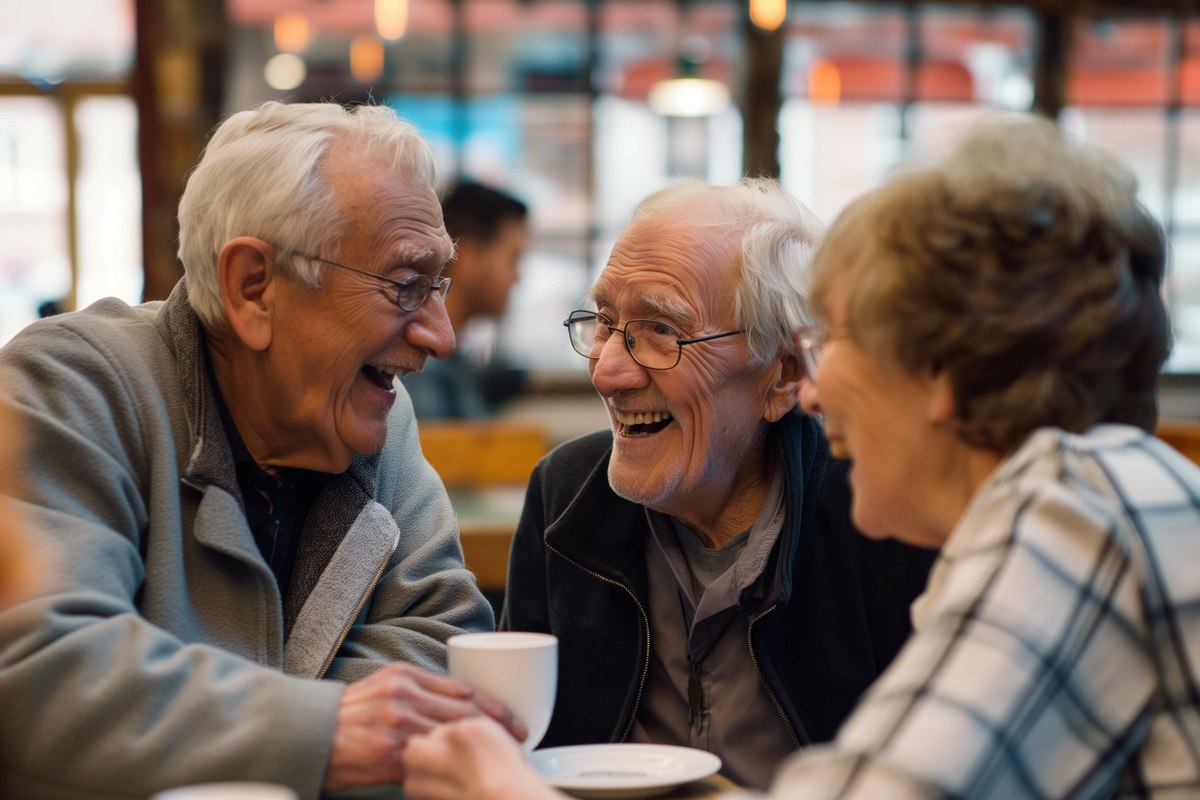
top-left (648, 53), bottom-right (730, 118)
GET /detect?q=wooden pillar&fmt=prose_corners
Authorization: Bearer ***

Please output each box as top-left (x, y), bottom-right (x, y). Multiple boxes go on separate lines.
top-left (741, 10), bottom-right (785, 179)
top-left (133, 0), bottom-right (225, 302)
top-left (1032, 3), bottom-right (1072, 120)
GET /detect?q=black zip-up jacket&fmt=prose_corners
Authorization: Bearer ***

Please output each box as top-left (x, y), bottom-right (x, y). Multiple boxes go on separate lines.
top-left (500, 413), bottom-right (936, 750)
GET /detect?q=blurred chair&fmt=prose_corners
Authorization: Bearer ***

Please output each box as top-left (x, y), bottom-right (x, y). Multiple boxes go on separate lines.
top-left (419, 421), bottom-right (547, 609)
top-left (1156, 418), bottom-right (1200, 466)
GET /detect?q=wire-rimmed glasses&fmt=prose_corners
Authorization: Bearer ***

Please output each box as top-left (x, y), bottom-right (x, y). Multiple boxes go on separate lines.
top-left (796, 326), bottom-right (848, 377)
top-left (563, 309), bottom-right (743, 370)
top-left (290, 250), bottom-right (452, 312)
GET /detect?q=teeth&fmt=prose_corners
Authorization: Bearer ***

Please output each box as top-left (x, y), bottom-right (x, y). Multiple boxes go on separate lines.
top-left (613, 409), bottom-right (672, 425)
top-left (829, 441), bottom-right (850, 460)
top-left (364, 363), bottom-right (400, 390)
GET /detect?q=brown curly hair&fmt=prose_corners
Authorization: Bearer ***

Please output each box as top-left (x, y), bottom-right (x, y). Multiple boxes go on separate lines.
top-left (809, 113), bottom-right (1172, 451)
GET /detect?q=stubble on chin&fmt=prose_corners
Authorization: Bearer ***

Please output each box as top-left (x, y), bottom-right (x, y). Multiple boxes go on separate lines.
top-left (607, 453), bottom-right (673, 510)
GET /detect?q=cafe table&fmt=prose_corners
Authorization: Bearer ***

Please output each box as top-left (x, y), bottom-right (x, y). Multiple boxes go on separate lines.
top-left (333, 771), bottom-right (751, 799)
top-left (667, 771), bottom-right (751, 797)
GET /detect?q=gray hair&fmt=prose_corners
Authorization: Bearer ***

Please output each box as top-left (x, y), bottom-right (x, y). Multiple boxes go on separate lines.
top-left (177, 101), bottom-right (439, 330)
top-left (630, 178), bottom-right (823, 368)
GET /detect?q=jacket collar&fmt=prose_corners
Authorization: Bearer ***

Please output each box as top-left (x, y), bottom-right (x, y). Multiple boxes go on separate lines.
top-left (764, 411), bottom-right (830, 605)
top-left (157, 280), bottom-right (240, 498)
top-left (544, 444), bottom-right (650, 587)
top-left (155, 280), bottom-right (385, 629)
top-left (157, 280), bottom-right (380, 498)
top-left (544, 413), bottom-right (831, 607)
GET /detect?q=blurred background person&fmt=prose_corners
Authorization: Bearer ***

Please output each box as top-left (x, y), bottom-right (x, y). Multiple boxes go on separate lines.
top-left (399, 113), bottom-right (1197, 800)
top-left (403, 180), bottom-right (530, 419)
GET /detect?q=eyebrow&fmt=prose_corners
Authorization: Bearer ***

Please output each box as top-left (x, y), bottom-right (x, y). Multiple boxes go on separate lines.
top-left (585, 286), bottom-right (697, 330)
top-left (639, 293), bottom-right (696, 329)
top-left (386, 242), bottom-right (450, 277)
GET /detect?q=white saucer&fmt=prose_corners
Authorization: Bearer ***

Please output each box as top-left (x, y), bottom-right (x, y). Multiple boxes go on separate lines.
top-left (529, 743), bottom-right (722, 799)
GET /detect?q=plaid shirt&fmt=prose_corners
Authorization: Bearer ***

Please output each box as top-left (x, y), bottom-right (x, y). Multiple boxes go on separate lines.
top-left (766, 424), bottom-right (1200, 799)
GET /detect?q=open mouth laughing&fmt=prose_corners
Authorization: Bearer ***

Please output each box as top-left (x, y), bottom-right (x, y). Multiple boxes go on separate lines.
top-left (613, 408), bottom-right (674, 437)
top-left (361, 363), bottom-right (405, 393)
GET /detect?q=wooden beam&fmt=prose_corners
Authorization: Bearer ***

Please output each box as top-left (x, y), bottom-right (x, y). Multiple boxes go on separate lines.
top-left (133, 0), bottom-right (225, 303)
top-left (742, 9), bottom-right (785, 178)
top-left (1032, 4), bottom-right (1071, 119)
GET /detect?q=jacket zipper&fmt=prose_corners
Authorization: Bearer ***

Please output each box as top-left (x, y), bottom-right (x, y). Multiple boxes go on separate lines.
top-left (547, 543), bottom-right (650, 743)
top-left (748, 604), bottom-right (803, 750)
top-left (316, 531), bottom-right (400, 680)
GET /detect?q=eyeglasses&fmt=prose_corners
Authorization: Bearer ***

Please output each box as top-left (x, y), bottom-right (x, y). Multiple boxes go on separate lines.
top-left (563, 310), bottom-right (743, 370)
top-left (796, 326), bottom-right (848, 376)
top-left (290, 250), bottom-right (452, 312)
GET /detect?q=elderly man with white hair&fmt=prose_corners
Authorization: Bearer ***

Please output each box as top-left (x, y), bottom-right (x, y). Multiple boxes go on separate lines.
top-left (0, 101), bottom-right (521, 799)
top-left (490, 179), bottom-right (936, 791)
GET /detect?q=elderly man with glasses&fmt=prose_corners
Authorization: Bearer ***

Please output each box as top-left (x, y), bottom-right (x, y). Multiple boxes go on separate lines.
top-left (496, 179), bottom-right (936, 791)
top-left (0, 101), bottom-right (522, 800)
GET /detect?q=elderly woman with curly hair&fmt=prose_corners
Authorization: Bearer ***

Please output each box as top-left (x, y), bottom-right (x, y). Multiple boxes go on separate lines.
top-left (776, 113), bottom-right (1194, 798)
top-left (399, 114), bottom-right (1199, 800)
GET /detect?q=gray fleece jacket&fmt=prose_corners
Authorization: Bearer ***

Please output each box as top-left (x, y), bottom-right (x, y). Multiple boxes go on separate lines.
top-left (0, 282), bottom-right (492, 799)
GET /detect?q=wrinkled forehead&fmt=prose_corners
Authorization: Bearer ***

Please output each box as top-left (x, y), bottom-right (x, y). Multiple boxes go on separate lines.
top-left (327, 155), bottom-right (452, 265)
top-left (592, 216), bottom-right (740, 325)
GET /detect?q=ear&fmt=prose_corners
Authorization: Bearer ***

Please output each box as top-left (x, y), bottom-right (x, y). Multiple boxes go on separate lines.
top-left (218, 237), bottom-right (276, 352)
top-left (763, 350), bottom-right (804, 423)
top-left (926, 367), bottom-right (957, 425)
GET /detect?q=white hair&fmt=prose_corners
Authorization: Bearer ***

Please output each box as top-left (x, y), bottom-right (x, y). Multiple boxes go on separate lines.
top-left (177, 101), bottom-right (439, 330)
top-left (630, 177), bottom-right (823, 367)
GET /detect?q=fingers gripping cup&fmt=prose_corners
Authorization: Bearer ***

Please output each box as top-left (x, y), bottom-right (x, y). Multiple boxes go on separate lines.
top-left (447, 631), bottom-right (558, 751)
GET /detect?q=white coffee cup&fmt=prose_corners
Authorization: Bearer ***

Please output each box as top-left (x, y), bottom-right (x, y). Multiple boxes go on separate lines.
top-left (150, 783), bottom-right (298, 800)
top-left (447, 631), bottom-right (558, 751)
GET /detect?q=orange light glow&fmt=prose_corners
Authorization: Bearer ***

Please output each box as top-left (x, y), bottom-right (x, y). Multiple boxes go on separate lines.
top-left (273, 12), bottom-right (310, 54)
top-left (350, 34), bottom-right (385, 83)
top-left (809, 60), bottom-right (842, 105)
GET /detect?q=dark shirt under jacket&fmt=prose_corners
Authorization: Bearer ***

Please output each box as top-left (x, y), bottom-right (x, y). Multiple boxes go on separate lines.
top-left (501, 412), bottom-right (938, 756)
top-left (211, 381), bottom-right (329, 608)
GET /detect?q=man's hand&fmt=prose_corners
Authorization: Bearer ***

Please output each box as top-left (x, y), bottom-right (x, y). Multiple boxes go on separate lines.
top-left (402, 716), bottom-right (565, 800)
top-left (321, 662), bottom-right (527, 793)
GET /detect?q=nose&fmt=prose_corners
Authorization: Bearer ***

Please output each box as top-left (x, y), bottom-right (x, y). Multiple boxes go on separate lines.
top-left (405, 293), bottom-right (456, 360)
top-left (798, 373), bottom-right (822, 416)
top-left (589, 331), bottom-right (650, 397)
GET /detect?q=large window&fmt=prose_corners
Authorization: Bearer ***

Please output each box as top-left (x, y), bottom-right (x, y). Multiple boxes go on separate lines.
top-left (0, 0), bottom-right (138, 346)
top-left (116, 2), bottom-right (1200, 377)
top-left (6, 1), bottom-right (1200, 371)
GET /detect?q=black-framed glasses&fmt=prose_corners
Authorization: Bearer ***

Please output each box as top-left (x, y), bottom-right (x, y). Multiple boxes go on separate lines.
top-left (563, 310), bottom-right (743, 370)
top-left (796, 326), bottom-right (849, 376)
top-left (291, 250), bottom-right (452, 312)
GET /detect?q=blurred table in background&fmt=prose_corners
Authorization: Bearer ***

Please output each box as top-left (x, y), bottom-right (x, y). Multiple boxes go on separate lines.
top-left (1157, 418), bottom-right (1200, 465)
top-left (450, 487), bottom-right (527, 591)
top-left (668, 772), bottom-right (746, 797)
top-left (419, 421), bottom-right (548, 600)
